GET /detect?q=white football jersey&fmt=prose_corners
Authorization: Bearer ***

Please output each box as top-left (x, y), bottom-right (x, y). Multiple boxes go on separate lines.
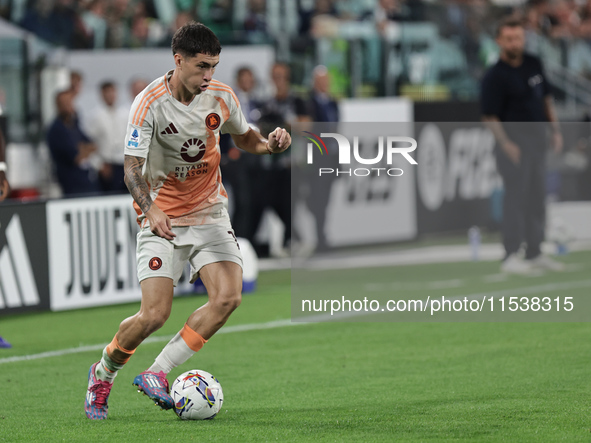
top-left (124, 71), bottom-right (249, 227)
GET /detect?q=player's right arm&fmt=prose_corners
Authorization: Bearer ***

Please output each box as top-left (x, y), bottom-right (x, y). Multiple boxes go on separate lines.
top-left (123, 155), bottom-right (175, 240)
top-left (124, 89), bottom-right (175, 240)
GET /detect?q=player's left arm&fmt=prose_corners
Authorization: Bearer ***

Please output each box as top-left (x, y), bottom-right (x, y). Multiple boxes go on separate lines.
top-left (221, 89), bottom-right (290, 155)
top-left (231, 127), bottom-right (291, 155)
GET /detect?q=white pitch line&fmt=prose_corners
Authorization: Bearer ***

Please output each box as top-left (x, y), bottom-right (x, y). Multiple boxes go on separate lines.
top-left (0, 318), bottom-right (300, 365)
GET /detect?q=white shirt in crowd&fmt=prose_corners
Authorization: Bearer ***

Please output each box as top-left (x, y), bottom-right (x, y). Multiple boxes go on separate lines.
top-left (87, 103), bottom-right (129, 165)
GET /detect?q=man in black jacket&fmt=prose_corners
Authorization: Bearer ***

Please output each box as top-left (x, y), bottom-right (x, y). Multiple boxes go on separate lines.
top-left (481, 18), bottom-right (564, 274)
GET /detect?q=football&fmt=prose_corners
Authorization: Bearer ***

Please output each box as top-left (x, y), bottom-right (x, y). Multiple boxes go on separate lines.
top-left (171, 370), bottom-right (224, 420)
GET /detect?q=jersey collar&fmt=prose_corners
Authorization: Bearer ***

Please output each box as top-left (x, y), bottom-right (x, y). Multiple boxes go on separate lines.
top-left (164, 70), bottom-right (203, 112)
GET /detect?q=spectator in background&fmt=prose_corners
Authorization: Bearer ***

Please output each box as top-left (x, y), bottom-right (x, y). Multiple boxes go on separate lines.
top-left (481, 18), bottom-right (564, 274)
top-left (299, 0), bottom-right (339, 37)
top-left (70, 70), bottom-right (83, 99)
top-left (128, 0), bottom-right (166, 47)
top-left (234, 66), bottom-right (260, 123)
top-left (51, 0), bottom-right (80, 48)
top-left (20, 1), bottom-right (55, 44)
top-left (548, 0), bottom-right (580, 38)
top-left (304, 65), bottom-right (339, 251)
top-left (247, 63), bottom-right (309, 255)
top-left (12, 0), bottom-right (233, 49)
top-left (129, 76), bottom-right (150, 101)
top-left (199, 0), bottom-right (233, 35)
top-left (86, 81), bottom-right (128, 193)
top-left (259, 63), bottom-right (309, 131)
top-left (129, 1), bottom-right (151, 47)
top-left (82, 0), bottom-right (108, 49)
top-left (106, 0), bottom-right (132, 48)
top-left (375, 0), bottom-right (405, 36)
top-left (47, 90), bottom-right (100, 196)
top-left (221, 66), bottom-right (260, 243)
top-left (307, 65), bottom-right (339, 122)
top-left (580, 1), bottom-right (591, 38)
top-left (244, 0), bottom-right (267, 38)
top-left (0, 124), bottom-right (10, 201)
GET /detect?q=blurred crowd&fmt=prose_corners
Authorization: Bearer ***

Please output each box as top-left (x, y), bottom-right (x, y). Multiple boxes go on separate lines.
top-left (0, 0), bottom-right (496, 49)
top-left (1, 0), bottom-right (195, 48)
top-left (524, 0), bottom-right (591, 39)
top-left (3, 0), bottom-right (591, 86)
top-left (0, 0), bottom-right (423, 49)
top-left (3, 1), bottom-right (591, 49)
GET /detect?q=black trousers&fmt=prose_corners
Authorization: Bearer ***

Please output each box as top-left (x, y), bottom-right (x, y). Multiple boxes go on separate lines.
top-left (496, 147), bottom-right (546, 260)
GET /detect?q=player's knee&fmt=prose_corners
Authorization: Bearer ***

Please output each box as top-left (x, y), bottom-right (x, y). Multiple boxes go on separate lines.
top-left (213, 290), bottom-right (242, 314)
top-left (138, 309), bottom-right (170, 336)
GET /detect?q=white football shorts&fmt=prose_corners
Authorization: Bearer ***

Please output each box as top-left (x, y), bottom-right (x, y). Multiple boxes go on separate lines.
top-left (136, 220), bottom-right (243, 286)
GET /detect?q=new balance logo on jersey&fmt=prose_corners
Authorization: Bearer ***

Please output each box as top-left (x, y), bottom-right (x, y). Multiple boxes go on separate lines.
top-left (161, 122), bottom-right (179, 135)
top-left (0, 214), bottom-right (41, 309)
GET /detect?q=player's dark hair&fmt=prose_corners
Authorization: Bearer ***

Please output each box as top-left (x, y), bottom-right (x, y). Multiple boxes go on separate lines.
top-left (496, 17), bottom-right (523, 37)
top-left (171, 22), bottom-right (221, 57)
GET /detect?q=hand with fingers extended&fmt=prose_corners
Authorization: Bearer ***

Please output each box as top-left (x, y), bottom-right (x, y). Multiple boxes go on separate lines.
top-left (267, 127), bottom-right (291, 154)
top-left (145, 204), bottom-right (176, 240)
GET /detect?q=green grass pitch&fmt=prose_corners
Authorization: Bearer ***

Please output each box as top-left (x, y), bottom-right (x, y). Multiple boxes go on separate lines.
top-left (1, 252), bottom-right (590, 442)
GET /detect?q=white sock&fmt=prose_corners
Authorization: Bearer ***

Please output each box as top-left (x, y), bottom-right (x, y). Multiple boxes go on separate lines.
top-left (148, 332), bottom-right (196, 374)
top-left (95, 348), bottom-right (120, 383)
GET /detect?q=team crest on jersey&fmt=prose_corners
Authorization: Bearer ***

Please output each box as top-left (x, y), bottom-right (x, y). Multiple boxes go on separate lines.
top-left (205, 113), bottom-right (221, 130)
top-left (149, 257), bottom-right (162, 270)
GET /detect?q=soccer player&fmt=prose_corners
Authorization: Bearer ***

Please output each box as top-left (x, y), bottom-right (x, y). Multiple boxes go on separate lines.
top-left (481, 18), bottom-right (564, 274)
top-left (85, 22), bottom-right (291, 420)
